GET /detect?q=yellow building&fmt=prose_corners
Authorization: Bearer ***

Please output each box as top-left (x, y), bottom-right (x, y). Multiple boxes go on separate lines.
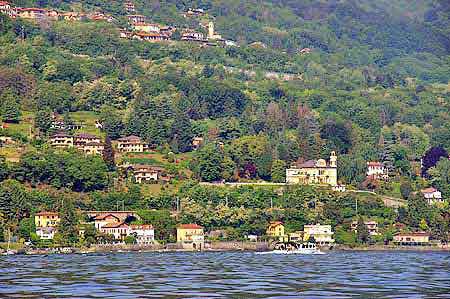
top-left (303, 224), bottom-right (335, 245)
top-left (286, 152), bottom-right (338, 186)
top-left (266, 221), bottom-right (285, 238)
top-left (35, 211), bottom-right (60, 228)
top-left (177, 224), bottom-right (204, 250)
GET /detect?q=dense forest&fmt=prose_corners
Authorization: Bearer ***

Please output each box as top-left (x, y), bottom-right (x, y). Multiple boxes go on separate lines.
top-left (0, 0), bottom-right (449, 246)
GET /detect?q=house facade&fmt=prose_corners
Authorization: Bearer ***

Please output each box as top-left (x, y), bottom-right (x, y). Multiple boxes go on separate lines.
top-left (50, 133), bottom-right (74, 148)
top-left (351, 220), bottom-right (379, 236)
top-left (286, 152), bottom-right (338, 186)
top-left (132, 32), bottom-right (169, 42)
top-left (16, 7), bottom-right (47, 20)
top-left (129, 224), bottom-right (155, 244)
top-left (127, 14), bottom-right (145, 23)
top-left (35, 211), bottom-right (60, 240)
top-left (266, 221), bottom-right (285, 238)
top-left (131, 164), bottom-right (165, 183)
top-left (177, 224), bottom-right (204, 250)
top-left (117, 135), bottom-right (148, 153)
top-left (367, 162), bottom-right (388, 180)
top-left (421, 187), bottom-right (443, 205)
top-left (133, 22), bottom-right (160, 33)
top-left (303, 224), bottom-right (335, 245)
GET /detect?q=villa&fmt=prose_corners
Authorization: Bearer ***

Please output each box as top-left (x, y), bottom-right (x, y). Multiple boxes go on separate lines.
top-left (132, 22), bottom-right (160, 33)
top-left (131, 164), bottom-right (166, 184)
top-left (35, 211), bottom-right (60, 240)
top-left (117, 135), bottom-right (148, 153)
top-left (127, 14), bottom-right (145, 23)
top-left (266, 221), bottom-right (285, 239)
top-left (286, 152), bottom-right (338, 186)
top-left (132, 32), bottom-right (169, 42)
top-left (50, 133), bottom-right (74, 148)
top-left (177, 224), bottom-right (204, 250)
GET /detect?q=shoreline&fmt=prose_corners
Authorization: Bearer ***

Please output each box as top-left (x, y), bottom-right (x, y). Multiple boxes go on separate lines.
top-left (3, 244), bottom-right (449, 256)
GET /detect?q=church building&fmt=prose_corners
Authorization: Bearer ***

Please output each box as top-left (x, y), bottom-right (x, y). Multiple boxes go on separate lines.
top-left (286, 152), bottom-right (338, 186)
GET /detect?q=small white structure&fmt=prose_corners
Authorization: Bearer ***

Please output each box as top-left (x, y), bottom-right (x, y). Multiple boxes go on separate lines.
top-left (36, 227), bottom-right (56, 240)
top-left (247, 235), bottom-right (258, 242)
top-left (366, 162), bottom-right (388, 180)
top-left (332, 184), bottom-right (346, 192)
top-left (421, 187), bottom-right (443, 205)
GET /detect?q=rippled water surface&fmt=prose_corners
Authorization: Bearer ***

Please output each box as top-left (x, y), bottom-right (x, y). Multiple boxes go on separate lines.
top-left (1, 251), bottom-right (449, 298)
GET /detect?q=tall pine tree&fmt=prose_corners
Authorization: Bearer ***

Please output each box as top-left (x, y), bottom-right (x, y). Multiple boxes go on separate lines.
top-left (170, 112), bottom-right (193, 153)
top-left (103, 135), bottom-right (115, 171)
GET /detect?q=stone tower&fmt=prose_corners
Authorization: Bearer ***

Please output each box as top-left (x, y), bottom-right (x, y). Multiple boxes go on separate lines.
top-left (330, 151), bottom-right (337, 168)
top-left (208, 21), bottom-right (214, 38)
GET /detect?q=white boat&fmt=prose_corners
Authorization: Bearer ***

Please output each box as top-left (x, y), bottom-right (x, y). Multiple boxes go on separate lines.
top-left (270, 242), bottom-right (325, 255)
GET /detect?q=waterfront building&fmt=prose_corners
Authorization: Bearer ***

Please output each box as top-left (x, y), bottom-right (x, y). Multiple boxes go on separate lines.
top-left (393, 232), bottom-right (430, 245)
top-left (93, 214), bottom-right (121, 230)
top-left (266, 221), bottom-right (285, 238)
top-left (129, 225), bottom-right (155, 244)
top-left (303, 224), bottom-right (335, 245)
top-left (177, 224), bottom-right (204, 250)
top-left (35, 212), bottom-right (60, 240)
top-left (351, 220), bottom-right (379, 236)
top-left (286, 152), bottom-right (338, 186)
top-left (100, 222), bottom-right (129, 241)
top-left (420, 187), bottom-right (443, 205)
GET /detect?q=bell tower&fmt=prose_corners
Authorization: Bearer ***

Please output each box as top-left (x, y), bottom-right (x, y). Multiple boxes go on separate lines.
top-left (330, 151), bottom-right (337, 168)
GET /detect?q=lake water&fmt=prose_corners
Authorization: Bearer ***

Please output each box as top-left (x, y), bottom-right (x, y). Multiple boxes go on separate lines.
top-left (1, 251), bottom-right (449, 298)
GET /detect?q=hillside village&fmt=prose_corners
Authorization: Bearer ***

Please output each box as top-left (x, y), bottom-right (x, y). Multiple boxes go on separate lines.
top-left (0, 0), bottom-right (449, 252)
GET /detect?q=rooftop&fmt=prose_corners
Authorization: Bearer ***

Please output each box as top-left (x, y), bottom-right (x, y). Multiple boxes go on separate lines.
top-left (178, 224), bottom-right (203, 229)
top-left (36, 211), bottom-right (59, 216)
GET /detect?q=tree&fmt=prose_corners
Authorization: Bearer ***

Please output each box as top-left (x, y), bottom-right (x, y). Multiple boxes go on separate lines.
top-left (356, 216), bottom-right (369, 244)
top-left (0, 156), bottom-right (8, 182)
top-left (379, 128), bottom-right (396, 176)
top-left (0, 180), bottom-right (30, 227)
top-left (170, 112), bottom-right (193, 153)
top-left (419, 218), bottom-right (429, 231)
top-left (35, 109), bottom-right (53, 136)
top-left (124, 235), bottom-right (136, 244)
top-left (57, 198), bottom-right (78, 246)
top-left (100, 106), bottom-right (124, 139)
top-left (102, 135), bottom-right (115, 171)
top-left (192, 143), bottom-right (223, 182)
top-left (400, 180), bottom-right (413, 200)
top-left (271, 159), bottom-right (286, 183)
top-left (428, 158), bottom-right (450, 198)
top-left (421, 147), bottom-right (448, 178)
top-left (0, 89), bottom-right (21, 123)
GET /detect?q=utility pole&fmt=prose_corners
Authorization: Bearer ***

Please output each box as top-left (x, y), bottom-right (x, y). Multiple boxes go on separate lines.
top-left (355, 197), bottom-right (358, 215)
top-left (270, 198), bottom-right (273, 209)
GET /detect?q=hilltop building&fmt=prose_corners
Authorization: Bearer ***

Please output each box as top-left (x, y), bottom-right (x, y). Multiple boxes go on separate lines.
top-left (117, 135), bottom-right (148, 153)
top-left (177, 224), bottom-right (204, 250)
top-left (127, 14), bottom-right (145, 23)
top-left (132, 22), bottom-right (160, 33)
top-left (367, 162), bottom-right (388, 180)
top-left (286, 152), bottom-right (338, 186)
top-left (130, 164), bottom-right (166, 183)
top-left (420, 187), bottom-right (443, 205)
top-left (207, 21), bottom-right (222, 40)
top-left (124, 1), bottom-right (135, 13)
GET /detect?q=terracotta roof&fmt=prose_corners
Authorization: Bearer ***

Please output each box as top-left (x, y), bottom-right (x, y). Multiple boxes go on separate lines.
top-left (17, 7), bottom-right (46, 12)
top-left (36, 211), bottom-right (58, 216)
top-left (296, 160), bottom-right (317, 168)
top-left (178, 224), bottom-right (203, 229)
top-left (93, 214), bottom-right (120, 221)
top-left (51, 132), bottom-right (72, 138)
top-left (0, 1), bottom-right (10, 5)
top-left (101, 222), bottom-right (128, 229)
top-left (421, 187), bottom-right (437, 193)
top-left (268, 221), bottom-right (283, 229)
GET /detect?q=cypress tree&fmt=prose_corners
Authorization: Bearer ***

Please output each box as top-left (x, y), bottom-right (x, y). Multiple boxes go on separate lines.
top-left (103, 135), bottom-right (115, 171)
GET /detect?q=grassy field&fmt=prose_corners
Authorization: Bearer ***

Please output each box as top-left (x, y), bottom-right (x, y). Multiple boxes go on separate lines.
top-left (69, 111), bottom-right (104, 137)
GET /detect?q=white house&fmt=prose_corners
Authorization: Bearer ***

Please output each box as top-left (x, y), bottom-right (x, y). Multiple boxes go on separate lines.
top-left (36, 227), bottom-right (56, 240)
top-left (129, 225), bottom-right (155, 244)
top-left (303, 224), bottom-right (335, 245)
top-left (421, 187), bottom-right (443, 205)
top-left (366, 162), bottom-right (388, 180)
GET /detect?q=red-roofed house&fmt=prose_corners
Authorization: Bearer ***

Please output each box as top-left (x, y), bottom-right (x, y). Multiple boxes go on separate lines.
top-left (100, 222), bottom-right (130, 240)
top-left (16, 7), bottom-right (47, 20)
top-left (93, 214), bottom-right (121, 230)
top-left (177, 224), bottom-right (204, 250)
top-left (421, 187), bottom-right (443, 205)
top-left (129, 224), bottom-right (155, 244)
